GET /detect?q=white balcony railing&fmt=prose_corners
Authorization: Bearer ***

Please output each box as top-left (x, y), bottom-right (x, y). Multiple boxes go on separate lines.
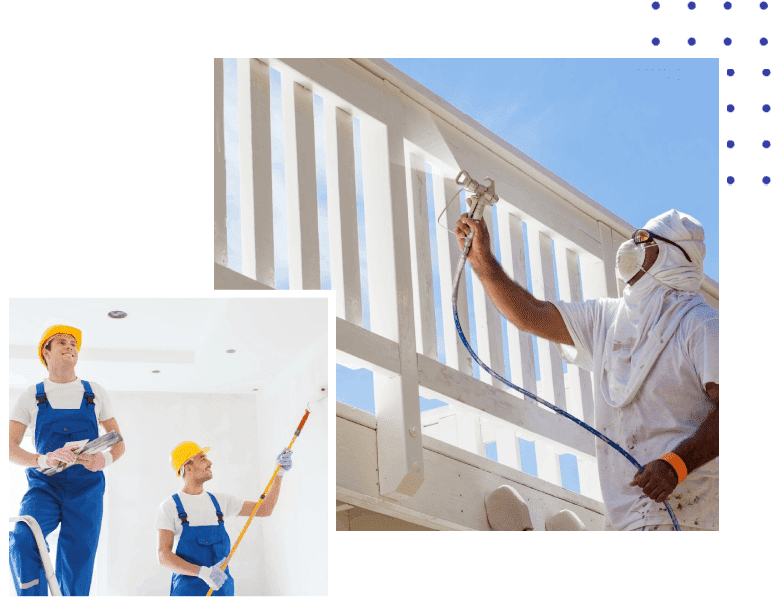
top-left (214, 58), bottom-right (719, 529)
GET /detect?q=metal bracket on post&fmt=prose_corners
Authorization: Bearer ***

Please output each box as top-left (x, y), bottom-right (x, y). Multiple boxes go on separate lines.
top-left (9, 515), bottom-right (62, 596)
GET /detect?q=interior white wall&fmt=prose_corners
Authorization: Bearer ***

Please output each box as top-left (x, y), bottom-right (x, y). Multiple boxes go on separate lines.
top-left (97, 390), bottom-right (268, 596)
top-left (254, 344), bottom-right (328, 596)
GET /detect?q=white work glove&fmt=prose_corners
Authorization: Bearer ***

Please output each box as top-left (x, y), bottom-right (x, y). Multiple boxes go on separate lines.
top-left (38, 447), bottom-right (78, 469)
top-left (197, 558), bottom-right (229, 591)
top-left (276, 448), bottom-right (293, 477)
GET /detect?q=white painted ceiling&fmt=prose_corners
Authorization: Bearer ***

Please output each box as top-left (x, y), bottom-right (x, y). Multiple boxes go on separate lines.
top-left (9, 298), bottom-right (328, 395)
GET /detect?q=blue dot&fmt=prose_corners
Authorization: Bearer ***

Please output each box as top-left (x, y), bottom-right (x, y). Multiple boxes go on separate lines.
top-left (688, 37), bottom-right (696, 46)
top-left (727, 104), bottom-right (735, 112)
top-left (724, 1), bottom-right (732, 8)
top-left (652, 37), bottom-right (661, 46)
top-left (764, 176), bottom-right (771, 185)
top-left (762, 38), bottom-right (769, 46)
top-left (764, 69), bottom-right (771, 76)
top-left (724, 38), bottom-right (732, 46)
top-left (727, 176), bottom-right (735, 184)
top-left (763, 140), bottom-right (771, 148)
top-left (689, 1), bottom-right (696, 8)
top-left (762, 2), bottom-right (768, 9)
top-left (652, 1), bottom-right (660, 7)
top-left (764, 104), bottom-right (771, 112)
top-left (727, 140), bottom-right (735, 148)
top-left (728, 68), bottom-right (735, 76)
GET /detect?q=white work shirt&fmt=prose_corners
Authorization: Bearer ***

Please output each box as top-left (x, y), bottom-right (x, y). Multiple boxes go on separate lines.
top-left (10, 378), bottom-right (116, 434)
top-left (553, 298), bottom-right (718, 531)
top-left (155, 491), bottom-right (245, 537)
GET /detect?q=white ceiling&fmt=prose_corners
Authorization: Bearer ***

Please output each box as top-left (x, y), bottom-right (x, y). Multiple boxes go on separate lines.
top-left (9, 298), bottom-right (329, 395)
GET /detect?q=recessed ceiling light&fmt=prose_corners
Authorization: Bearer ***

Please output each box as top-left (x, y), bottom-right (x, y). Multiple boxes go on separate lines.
top-left (108, 311), bottom-right (127, 319)
top-left (252, 388), bottom-right (259, 391)
top-left (226, 349), bottom-right (236, 354)
top-left (152, 370), bottom-right (160, 374)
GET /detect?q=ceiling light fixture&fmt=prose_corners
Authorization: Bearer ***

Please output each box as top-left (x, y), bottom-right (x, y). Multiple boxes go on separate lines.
top-left (108, 311), bottom-right (127, 319)
top-left (152, 370), bottom-right (160, 374)
top-left (226, 349), bottom-right (236, 353)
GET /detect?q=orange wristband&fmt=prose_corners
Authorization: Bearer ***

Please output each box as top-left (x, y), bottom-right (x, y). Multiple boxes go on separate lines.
top-left (659, 452), bottom-right (688, 484)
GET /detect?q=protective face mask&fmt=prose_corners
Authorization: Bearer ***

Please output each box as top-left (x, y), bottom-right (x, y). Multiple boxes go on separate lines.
top-left (615, 239), bottom-right (656, 283)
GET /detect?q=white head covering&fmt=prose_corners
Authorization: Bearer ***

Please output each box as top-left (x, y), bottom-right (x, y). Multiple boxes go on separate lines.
top-left (642, 209), bottom-right (706, 292)
top-left (601, 210), bottom-right (708, 408)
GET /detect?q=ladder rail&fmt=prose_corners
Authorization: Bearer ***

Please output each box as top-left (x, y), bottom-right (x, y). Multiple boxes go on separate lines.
top-left (9, 515), bottom-right (62, 596)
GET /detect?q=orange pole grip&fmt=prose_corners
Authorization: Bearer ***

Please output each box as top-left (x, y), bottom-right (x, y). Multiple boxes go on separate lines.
top-left (205, 407), bottom-right (311, 596)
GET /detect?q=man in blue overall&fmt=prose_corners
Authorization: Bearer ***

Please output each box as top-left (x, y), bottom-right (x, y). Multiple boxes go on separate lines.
top-left (9, 325), bottom-right (126, 595)
top-left (156, 442), bottom-right (293, 596)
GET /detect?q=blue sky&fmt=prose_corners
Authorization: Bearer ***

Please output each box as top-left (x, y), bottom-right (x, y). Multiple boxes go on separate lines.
top-left (224, 58), bottom-right (718, 495)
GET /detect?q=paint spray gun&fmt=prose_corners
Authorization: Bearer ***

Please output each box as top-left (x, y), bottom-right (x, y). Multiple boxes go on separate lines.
top-left (455, 170), bottom-right (499, 259)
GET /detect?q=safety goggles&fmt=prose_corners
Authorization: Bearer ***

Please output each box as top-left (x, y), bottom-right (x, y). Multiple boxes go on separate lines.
top-left (632, 229), bottom-right (692, 263)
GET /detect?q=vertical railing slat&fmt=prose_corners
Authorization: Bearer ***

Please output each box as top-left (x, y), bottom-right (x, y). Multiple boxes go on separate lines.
top-left (326, 105), bottom-right (362, 324)
top-left (238, 59), bottom-right (275, 286)
top-left (469, 205), bottom-right (506, 390)
top-left (454, 411), bottom-right (485, 456)
top-left (527, 228), bottom-right (567, 411)
top-left (554, 242), bottom-right (594, 425)
top-left (433, 175), bottom-right (473, 376)
top-left (214, 58), bottom-right (228, 267)
top-left (495, 425), bottom-right (522, 471)
top-left (360, 81), bottom-right (424, 499)
top-left (534, 441), bottom-right (561, 486)
top-left (408, 153), bottom-right (437, 359)
top-left (282, 78), bottom-right (321, 289)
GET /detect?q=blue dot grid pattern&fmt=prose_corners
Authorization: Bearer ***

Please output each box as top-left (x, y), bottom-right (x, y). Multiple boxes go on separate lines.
top-left (650, 3), bottom-right (768, 187)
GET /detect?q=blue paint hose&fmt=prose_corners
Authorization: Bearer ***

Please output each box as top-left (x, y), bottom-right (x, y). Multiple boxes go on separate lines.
top-left (451, 215), bottom-right (680, 531)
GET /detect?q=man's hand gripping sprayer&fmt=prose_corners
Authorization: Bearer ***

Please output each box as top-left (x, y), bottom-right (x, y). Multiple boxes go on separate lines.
top-left (449, 169), bottom-right (681, 530)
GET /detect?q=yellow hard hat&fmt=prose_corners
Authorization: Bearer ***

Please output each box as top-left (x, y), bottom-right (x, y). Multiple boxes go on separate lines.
top-left (39, 325), bottom-right (82, 367)
top-left (170, 441), bottom-right (210, 476)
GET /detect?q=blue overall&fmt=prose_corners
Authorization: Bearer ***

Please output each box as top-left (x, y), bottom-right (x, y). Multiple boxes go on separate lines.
top-left (9, 380), bottom-right (106, 596)
top-left (169, 492), bottom-right (234, 596)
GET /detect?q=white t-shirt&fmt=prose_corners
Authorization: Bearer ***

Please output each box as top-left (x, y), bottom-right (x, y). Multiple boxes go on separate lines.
top-left (553, 297), bottom-right (718, 531)
top-left (10, 378), bottom-right (116, 434)
top-left (155, 491), bottom-right (245, 538)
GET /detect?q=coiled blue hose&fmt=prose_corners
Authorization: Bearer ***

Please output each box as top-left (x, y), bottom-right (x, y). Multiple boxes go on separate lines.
top-left (451, 243), bottom-right (680, 530)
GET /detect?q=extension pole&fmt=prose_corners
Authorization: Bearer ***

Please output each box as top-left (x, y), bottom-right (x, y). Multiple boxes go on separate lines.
top-left (205, 407), bottom-right (311, 596)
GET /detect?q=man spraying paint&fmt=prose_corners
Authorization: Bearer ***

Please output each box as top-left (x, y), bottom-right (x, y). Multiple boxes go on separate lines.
top-left (156, 442), bottom-right (293, 595)
top-left (455, 209), bottom-right (718, 531)
top-left (9, 325), bottom-right (126, 594)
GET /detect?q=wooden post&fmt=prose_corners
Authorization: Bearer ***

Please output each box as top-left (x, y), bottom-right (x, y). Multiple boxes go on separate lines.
top-left (553, 241), bottom-right (594, 425)
top-left (534, 440), bottom-right (561, 486)
top-left (325, 105), bottom-right (362, 324)
top-left (469, 204), bottom-right (506, 390)
top-left (214, 58), bottom-right (228, 267)
top-left (360, 81), bottom-right (424, 499)
top-left (238, 59), bottom-right (274, 286)
top-left (282, 79), bottom-right (321, 289)
top-left (432, 174), bottom-right (473, 376)
top-left (495, 425), bottom-right (522, 471)
top-left (526, 227), bottom-right (567, 411)
top-left (407, 153), bottom-right (437, 360)
top-left (497, 208), bottom-right (538, 401)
